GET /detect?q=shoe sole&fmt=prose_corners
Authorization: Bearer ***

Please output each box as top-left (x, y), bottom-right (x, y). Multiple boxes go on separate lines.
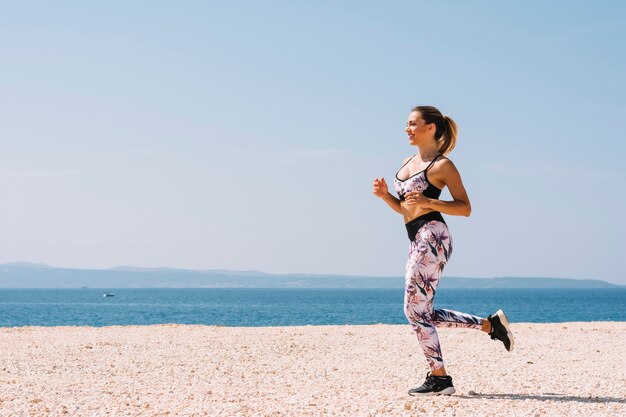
top-left (496, 309), bottom-right (515, 352)
top-left (408, 387), bottom-right (456, 396)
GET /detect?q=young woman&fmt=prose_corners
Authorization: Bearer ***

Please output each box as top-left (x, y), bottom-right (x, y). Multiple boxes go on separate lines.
top-left (372, 106), bottom-right (514, 396)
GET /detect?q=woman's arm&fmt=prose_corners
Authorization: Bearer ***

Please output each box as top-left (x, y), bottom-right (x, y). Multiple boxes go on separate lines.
top-left (372, 177), bottom-right (403, 215)
top-left (405, 159), bottom-right (471, 217)
top-left (381, 191), bottom-right (403, 215)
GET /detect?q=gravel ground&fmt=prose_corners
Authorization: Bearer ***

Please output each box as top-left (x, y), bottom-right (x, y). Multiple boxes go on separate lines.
top-left (0, 322), bottom-right (624, 416)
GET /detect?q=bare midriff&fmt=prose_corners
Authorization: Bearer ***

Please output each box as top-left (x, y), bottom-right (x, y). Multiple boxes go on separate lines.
top-left (400, 203), bottom-right (436, 225)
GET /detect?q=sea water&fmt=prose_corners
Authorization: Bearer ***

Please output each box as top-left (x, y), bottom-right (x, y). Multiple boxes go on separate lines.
top-left (0, 288), bottom-right (624, 327)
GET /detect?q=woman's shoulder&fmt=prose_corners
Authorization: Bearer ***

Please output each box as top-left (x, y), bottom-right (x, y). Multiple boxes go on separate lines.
top-left (434, 154), bottom-right (459, 173)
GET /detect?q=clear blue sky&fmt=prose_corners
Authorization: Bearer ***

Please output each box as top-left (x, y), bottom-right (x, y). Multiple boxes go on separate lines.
top-left (1, 1), bottom-right (625, 284)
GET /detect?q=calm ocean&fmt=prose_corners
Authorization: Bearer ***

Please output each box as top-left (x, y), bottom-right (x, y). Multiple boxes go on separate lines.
top-left (0, 288), bottom-right (624, 327)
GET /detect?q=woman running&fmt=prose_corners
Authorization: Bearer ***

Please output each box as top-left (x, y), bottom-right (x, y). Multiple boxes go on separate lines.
top-left (372, 105), bottom-right (514, 396)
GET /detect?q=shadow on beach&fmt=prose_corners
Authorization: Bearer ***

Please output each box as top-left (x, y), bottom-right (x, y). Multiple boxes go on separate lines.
top-left (457, 393), bottom-right (625, 404)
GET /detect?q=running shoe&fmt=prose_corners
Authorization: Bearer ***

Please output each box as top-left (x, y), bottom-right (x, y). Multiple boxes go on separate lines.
top-left (488, 309), bottom-right (515, 351)
top-left (408, 372), bottom-right (456, 396)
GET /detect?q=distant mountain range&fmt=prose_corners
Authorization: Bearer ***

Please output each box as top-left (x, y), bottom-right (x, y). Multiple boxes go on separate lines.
top-left (0, 262), bottom-right (622, 289)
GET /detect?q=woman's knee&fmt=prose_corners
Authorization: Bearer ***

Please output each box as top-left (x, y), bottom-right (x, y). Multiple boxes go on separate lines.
top-left (404, 302), bottom-right (433, 327)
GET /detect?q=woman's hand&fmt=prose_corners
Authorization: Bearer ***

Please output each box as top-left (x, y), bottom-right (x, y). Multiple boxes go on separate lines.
top-left (372, 177), bottom-right (389, 198)
top-left (403, 191), bottom-right (432, 210)
top-left (373, 177), bottom-right (403, 215)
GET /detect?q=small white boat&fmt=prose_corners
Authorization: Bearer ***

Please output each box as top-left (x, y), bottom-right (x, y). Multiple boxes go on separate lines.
top-left (102, 293), bottom-right (115, 298)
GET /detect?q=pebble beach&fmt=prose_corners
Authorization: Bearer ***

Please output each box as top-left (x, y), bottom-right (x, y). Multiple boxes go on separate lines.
top-left (1, 322), bottom-right (624, 416)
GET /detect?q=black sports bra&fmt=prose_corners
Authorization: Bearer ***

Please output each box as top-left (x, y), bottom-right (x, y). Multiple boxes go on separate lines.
top-left (393, 154), bottom-right (444, 201)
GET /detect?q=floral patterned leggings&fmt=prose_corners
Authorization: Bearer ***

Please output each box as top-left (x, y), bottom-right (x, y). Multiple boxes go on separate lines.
top-left (404, 219), bottom-right (485, 371)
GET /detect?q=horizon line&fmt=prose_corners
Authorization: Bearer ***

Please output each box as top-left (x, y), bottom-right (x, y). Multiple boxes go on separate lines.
top-left (1, 261), bottom-right (622, 285)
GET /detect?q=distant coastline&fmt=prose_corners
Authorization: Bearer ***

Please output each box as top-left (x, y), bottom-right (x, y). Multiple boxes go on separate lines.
top-left (0, 262), bottom-right (622, 289)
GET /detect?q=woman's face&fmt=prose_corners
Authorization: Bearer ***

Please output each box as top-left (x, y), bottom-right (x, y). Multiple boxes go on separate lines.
top-left (405, 111), bottom-right (435, 145)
